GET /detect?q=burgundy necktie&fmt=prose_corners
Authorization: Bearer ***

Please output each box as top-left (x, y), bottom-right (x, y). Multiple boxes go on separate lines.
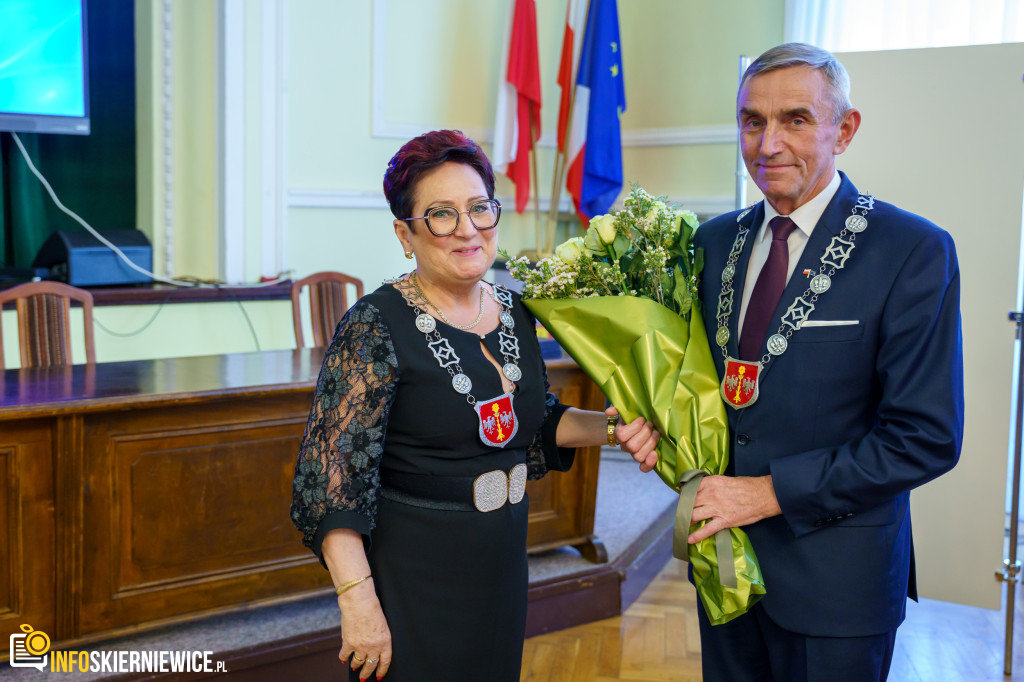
top-left (739, 216), bottom-right (797, 361)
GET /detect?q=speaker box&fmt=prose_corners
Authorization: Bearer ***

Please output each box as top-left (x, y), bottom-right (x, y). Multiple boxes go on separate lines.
top-left (32, 229), bottom-right (153, 286)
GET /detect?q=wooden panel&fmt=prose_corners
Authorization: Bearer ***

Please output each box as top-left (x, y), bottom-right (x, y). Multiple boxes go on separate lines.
top-left (526, 363), bottom-right (605, 555)
top-left (120, 432), bottom-right (303, 581)
top-left (54, 415), bottom-right (84, 640)
top-left (2, 351), bottom-right (608, 646)
top-left (0, 421), bottom-right (56, 651)
top-left (0, 447), bottom-right (11, 618)
top-left (78, 394), bottom-right (331, 635)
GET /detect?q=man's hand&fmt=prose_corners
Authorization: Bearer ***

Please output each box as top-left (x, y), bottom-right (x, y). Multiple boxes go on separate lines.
top-left (687, 475), bottom-right (782, 544)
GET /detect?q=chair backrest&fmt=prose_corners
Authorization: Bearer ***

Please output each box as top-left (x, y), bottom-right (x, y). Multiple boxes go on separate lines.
top-left (0, 281), bottom-right (97, 370)
top-left (290, 271), bottom-right (365, 348)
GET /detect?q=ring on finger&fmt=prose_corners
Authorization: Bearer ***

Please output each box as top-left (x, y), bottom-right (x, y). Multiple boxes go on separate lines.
top-left (366, 658), bottom-right (377, 664)
top-left (351, 655), bottom-right (365, 663)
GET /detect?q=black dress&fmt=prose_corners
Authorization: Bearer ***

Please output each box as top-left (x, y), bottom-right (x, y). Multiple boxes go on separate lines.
top-left (291, 278), bottom-right (573, 682)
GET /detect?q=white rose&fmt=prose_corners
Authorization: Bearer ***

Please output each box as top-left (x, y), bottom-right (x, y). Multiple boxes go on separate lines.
top-left (554, 236), bottom-right (585, 264)
top-left (666, 216), bottom-right (682, 247)
top-left (680, 209), bottom-right (699, 229)
top-left (583, 226), bottom-right (606, 255)
top-left (589, 214), bottom-right (617, 245)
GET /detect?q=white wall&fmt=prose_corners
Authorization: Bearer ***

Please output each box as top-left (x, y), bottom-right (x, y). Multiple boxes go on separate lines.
top-left (2, 301), bottom-right (295, 368)
top-left (843, 43), bottom-right (1024, 611)
top-left (282, 0), bottom-right (786, 288)
top-left (746, 42), bottom-right (1024, 610)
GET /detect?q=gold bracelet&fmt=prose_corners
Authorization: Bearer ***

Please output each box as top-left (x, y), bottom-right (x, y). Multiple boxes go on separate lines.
top-left (607, 415), bottom-right (619, 447)
top-left (335, 575), bottom-right (371, 596)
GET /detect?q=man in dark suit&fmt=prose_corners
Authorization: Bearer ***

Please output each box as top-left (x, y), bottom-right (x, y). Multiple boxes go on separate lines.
top-left (689, 43), bottom-right (964, 681)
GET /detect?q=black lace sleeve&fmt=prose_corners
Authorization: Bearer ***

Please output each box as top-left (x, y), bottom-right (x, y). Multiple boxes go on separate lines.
top-left (290, 301), bottom-right (398, 561)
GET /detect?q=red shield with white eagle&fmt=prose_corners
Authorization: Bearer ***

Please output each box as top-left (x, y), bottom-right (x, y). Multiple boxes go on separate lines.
top-left (721, 358), bottom-right (760, 409)
top-left (477, 393), bottom-right (518, 447)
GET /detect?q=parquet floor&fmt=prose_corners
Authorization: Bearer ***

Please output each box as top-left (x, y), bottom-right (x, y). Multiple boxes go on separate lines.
top-left (521, 557), bottom-right (1024, 681)
top-left (521, 559), bottom-right (702, 682)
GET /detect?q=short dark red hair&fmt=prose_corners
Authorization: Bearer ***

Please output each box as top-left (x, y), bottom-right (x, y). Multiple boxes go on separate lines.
top-left (383, 130), bottom-right (495, 223)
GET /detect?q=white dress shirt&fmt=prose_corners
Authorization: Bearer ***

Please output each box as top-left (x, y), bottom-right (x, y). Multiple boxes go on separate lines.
top-left (737, 171), bottom-right (842, 339)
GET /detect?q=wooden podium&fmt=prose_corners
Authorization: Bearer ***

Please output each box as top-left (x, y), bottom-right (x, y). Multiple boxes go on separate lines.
top-left (0, 349), bottom-right (606, 653)
top-left (526, 358), bottom-right (608, 562)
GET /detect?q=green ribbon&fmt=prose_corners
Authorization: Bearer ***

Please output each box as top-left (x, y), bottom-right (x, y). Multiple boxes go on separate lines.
top-left (672, 470), bottom-right (738, 589)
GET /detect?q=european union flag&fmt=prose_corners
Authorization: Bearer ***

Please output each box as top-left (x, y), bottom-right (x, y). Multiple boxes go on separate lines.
top-left (576, 0), bottom-right (625, 218)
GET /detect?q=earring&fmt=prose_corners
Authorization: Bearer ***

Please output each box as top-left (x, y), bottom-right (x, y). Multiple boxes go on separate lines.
top-left (404, 250), bottom-right (414, 259)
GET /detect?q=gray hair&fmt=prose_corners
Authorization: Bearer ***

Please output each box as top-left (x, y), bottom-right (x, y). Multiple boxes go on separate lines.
top-left (739, 43), bottom-right (853, 123)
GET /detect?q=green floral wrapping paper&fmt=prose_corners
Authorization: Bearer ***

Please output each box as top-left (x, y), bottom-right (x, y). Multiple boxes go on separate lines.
top-left (525, 294), bottom-right (765, 625)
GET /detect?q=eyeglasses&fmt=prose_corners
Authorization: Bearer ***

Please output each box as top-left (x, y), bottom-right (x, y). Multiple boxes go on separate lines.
top-left (402, 199), bottom-right (502, 237)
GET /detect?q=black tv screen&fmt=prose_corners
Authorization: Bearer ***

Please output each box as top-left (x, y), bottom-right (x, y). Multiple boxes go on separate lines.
top-left (0, 0), bottom-right (89, 135)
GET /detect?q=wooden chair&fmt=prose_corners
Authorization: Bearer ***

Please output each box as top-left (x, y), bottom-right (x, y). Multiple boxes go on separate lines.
top-left (0, 281), bottom-right (97, 370)
top-left (290, 271), bottom-right (364, 348)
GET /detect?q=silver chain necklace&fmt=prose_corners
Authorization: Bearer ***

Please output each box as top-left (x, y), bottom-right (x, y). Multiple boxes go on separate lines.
top-left (410, 271), bottom-right (485, 330)
top-left (395, 276), bottom-right (524, 447)
top-left (715, 192), bottom-right (875, 408)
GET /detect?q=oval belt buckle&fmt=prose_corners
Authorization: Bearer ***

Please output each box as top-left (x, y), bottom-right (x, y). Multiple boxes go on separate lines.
top-left (473, 464), bottom-right (528, 512)
top-left (473, 470), bottom-right (508, 512)
top-left (507, 464), bottom-right (527, 505)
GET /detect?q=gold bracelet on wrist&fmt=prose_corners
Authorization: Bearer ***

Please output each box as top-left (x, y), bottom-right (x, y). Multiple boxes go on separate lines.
top-left (607, 415), bottom-right (619, 447)
top-left (335, 575), bottom-right (371, 596)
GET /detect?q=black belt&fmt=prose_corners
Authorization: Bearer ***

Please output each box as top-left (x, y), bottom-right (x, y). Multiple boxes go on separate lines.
top-left (380, 464), bottom-right (529, 512)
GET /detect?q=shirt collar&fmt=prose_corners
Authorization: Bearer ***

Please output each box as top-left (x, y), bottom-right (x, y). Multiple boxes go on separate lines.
top-left (759, 171), bottom-right (842, 242)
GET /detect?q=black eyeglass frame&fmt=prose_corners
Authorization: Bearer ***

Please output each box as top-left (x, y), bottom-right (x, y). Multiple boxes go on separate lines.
top-left (401, 199), bottom-right (502, 237)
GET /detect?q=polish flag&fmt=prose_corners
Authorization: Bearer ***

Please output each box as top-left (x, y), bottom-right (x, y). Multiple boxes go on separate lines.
top-left (492, 0), bottom-right (542, 213)
top-left (564, 0), bottom-right (626, 225)
top-left (556, 0), bottom-right (588, 157)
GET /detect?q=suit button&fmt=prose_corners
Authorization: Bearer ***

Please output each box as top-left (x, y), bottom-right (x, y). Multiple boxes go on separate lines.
top-left (736, 434), bottom-right (750, 446)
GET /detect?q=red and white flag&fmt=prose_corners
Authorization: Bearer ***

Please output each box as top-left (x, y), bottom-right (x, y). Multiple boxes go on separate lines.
top-left (556, 0), bottom-right (587, 156)
top-left (492, 0), bottom-right (541, 213)
top-left (561, 0), bottom-right (590, 224)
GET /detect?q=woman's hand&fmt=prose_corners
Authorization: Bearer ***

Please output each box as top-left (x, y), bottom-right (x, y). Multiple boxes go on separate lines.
top-left (338, 581), bottom-right (392, 680)
top-left (607, 406), bottom-right (660, 473)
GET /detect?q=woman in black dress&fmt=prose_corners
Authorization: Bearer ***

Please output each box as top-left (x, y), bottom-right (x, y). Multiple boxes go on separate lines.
top-left (291, 130), bottom-right (659, 682)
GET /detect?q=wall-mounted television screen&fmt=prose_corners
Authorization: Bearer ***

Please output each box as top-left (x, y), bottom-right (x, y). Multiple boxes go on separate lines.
top-left (0, 0), bottom-right (89, 135)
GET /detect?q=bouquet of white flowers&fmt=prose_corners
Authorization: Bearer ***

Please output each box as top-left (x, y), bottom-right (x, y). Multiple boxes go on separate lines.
top-left (504, 186), bottom-right (764, 625)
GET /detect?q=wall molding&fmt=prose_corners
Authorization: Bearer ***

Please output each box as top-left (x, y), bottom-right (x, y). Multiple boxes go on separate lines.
top-left (621, 125), bottom-right (736, 147)
top-left (160, 0), bottom-right (174, 277)
top-left (215, 0), bottom-right (287, 281)
top-left (219, 0), bottom-right (246, 284)
top-left (261, 0), bottom-right (287, 278)
top-left (369, 0), bottom-right (736, 149)
top-left (286, 189), bottom-right (735, 217)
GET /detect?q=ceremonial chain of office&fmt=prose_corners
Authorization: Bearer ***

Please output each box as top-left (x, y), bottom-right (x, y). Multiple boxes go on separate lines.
top-left (715, 192), bottom-right (876, 370)
top-left (404, 281), bottom-right (522, 404)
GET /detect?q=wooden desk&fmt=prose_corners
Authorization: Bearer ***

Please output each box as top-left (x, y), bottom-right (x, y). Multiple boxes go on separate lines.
top-left (0, 350), bottom-right (604, 650)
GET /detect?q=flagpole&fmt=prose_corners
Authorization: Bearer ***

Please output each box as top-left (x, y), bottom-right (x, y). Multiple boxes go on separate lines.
top-left (546, 150), bottom-right (566, 255)
top-left (529, 101), bottom-right (543, 257)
